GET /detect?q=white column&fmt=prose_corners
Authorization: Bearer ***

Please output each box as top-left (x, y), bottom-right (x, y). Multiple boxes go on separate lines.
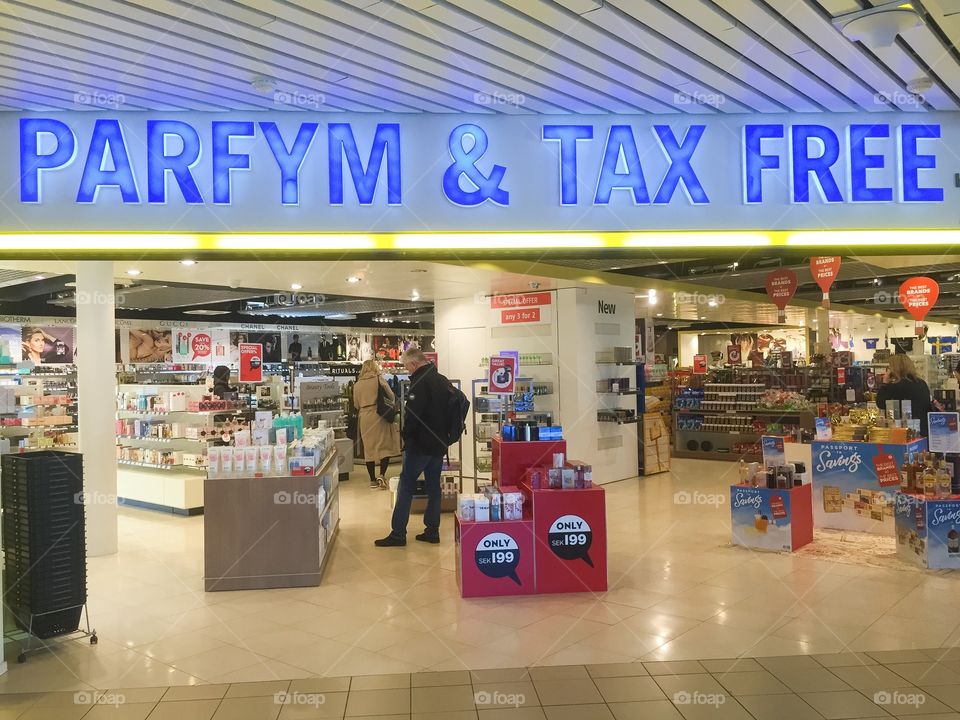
top-left (76, 261), bottom-right (118, 556)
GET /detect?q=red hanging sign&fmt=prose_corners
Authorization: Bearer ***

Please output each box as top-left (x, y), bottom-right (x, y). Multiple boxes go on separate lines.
top-left (769, 493), bottom-right (787, 520)
top-left (693, 354), bottom-right (707, 374)
top-left (239, 343), bottom-right (263, 383)
top-left (765, 269), bottom-right (798, 324)
top-left (873, 447), bottom-right (901, 488)
top-left (726, 345), bottom-right (741, 366)
top-left (899, 276), bottom-right (939, 335)
top-left (810, 256), bottom-right (841, 308)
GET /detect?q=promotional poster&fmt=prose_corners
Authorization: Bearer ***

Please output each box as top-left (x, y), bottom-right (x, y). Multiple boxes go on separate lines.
top-left (239, 343), bottom-right (263, 383)
top-left (0, 323), bottom-right (22, 364)
top-left (899, 496), bottom-right (960, 569)
top-left (126, 329), bottom-right (172, 363)
top-left (22, 326), bottom-right (75, 365)
top-left (812, 440), bottom-right (927, 533)
top-left (896, 493), bottom-right (928, 567)
top-left (345, 334), bottom-right (373, 362)
top-left (730, 485), bottom-right (794, 552)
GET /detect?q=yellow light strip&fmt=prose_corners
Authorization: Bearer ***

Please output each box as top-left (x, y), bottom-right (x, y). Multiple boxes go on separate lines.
top-left (0, 229), bottom-right (954, 252)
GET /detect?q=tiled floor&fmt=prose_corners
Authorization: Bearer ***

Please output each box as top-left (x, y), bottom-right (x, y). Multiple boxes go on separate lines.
top-left (2, 458), bottom-right (960, 697)
top-left (6, 652), bottom-right (960, 718)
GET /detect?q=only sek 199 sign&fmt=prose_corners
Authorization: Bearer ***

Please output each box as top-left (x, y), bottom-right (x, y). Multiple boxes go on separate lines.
top-left (548, 514), bottom-right (594, 567)
top-left (475, 532), bottom-right (522, 586)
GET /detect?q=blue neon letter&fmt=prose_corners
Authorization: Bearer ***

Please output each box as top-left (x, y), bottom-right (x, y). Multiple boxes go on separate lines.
top-left (212, 121), bottom-right (254, 205)
top-left (742, 124), bottom-right (783, 204)
top-left (20, 118), bottom-right (76, 203)
top-left (260, 121), bottom-right (319, 205)
top-left (147, 120), bottom-right (202, 204)
top-left (653, 125), bottom-right (708, 204)
top-left (900, 124), bottom-right (943, 202)
top-left (76, 119), bottom-right (139, 203)
top-left (791, 125), bottom-right (842, 203)
top-left (329, 123), bottom-right (401, 205)
top-left (595, 125), bottom-right (649, 204)
top-left (542, 124), bottom-right (593, 205)
top-left (848, 124), bottom-right (892, 202)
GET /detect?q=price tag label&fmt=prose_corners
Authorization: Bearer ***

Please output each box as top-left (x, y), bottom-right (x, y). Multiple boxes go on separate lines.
top-left (548, 514), bottom-right (594, 567)
top-left (874, 452), bottom-right (901, 488)
top-left (475, 532), bottom-right (521, 585)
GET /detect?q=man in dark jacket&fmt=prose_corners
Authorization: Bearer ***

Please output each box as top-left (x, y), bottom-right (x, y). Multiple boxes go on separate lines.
top-left (376, 348), bottom-right (449, 547)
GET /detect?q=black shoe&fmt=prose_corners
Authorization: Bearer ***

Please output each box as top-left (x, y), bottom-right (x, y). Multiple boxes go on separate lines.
top-left (374, 534), bottom-right (406, 547)
top-left (415, 532), bottom-right (440, 544)
top-left (369, 480), bottom-right (380, 489)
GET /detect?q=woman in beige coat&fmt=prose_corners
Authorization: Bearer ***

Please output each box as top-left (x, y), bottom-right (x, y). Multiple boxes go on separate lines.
top-left (353, 360), bottom-right (401, 488)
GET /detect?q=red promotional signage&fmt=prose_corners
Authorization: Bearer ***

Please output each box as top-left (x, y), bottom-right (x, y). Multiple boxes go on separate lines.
top-left (810, 256), bottom-right (841, 308)
top-left (874, 450), bottom-right (901, 488)
top-left (190, 332), bottom-right (211, 362)
top-left (769, 493), bottom-right (787, 520)
top-left (899, 276), bottom-right (939, 335)
top-left (837, 367), bottom-right (846, 385)
top-left (727, 345), bottom-right (741, 366)
top-left (488, 356), bottom-right (516, 395)
top-left (765, 269), bottom-right (798, 324)
top-left (491, 292), bottom-right (552, 326)
top-left (239, 343), bottom-right (263, 383)
top-left (781, 351), bottom-right (793, 368)
top-left (693, 354), bottom-right (707, 374)
top-left (424, 351), bottom-right (438, 365)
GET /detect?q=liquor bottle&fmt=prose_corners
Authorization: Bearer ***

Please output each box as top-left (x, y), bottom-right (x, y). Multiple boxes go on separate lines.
top-left (923, 459), bottom-right (937, 498)
top-left (949, 527), bottom-right (960, 555)
top-left (938, 459), bottom-right (952, 499)
top-left (901, 452), bottom-right (912, 493)
top-left (739, 459), bottom-right (748, 484)
top-left (906, 452), bottom-right (918, 494)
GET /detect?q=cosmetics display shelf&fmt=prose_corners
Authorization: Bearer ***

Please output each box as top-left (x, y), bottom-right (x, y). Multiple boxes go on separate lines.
top-left (596, 361), bottom-right (642, 367)
top-left (597, 415), bottom-right (640, 425)
top-left (598, 389), bottom-right (640, 396)
top-left (117, 460), bottom-right (205, 471)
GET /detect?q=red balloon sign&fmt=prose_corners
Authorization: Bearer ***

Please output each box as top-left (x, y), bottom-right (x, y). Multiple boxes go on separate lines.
top-left (765, 269), bottom-right (798, 324)
top-left (899, 277), bottom-right (939, 335)
top-left (809, 256), bottom-right (841, 308)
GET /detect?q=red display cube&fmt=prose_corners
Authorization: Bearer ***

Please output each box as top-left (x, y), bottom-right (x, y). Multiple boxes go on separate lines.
top-left (492, 437), bottom-right (566, 487)
top-left (531, 486), bottom-right (608, 594)
top-left (455, 515), bottom-right (535, 598)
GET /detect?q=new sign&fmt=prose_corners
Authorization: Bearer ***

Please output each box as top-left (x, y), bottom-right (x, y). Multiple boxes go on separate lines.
top-left (9, 113), bottom-right (956, 232)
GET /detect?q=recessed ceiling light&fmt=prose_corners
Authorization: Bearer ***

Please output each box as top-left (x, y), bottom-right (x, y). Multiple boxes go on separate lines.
top-left (346, 276), bottom-right (360, 284)
top-left (126, 269), bottom-right (141, 276)
top-left (179, 259), bottom-right (196, 266)
top-left (411, 290), bottom-right (420, 301)
top-left (656, 313), bottom-right (663, 317)
top-left (657, 261), bottom-right (668, 265)
top-left (183, 309), bottom-right (232, 316)
top-left (34, 274), bottom-right (44, 280)
top-left (291, 283), bottom-right (302, 290)
top-left (708, 300), bottom-right (717, 307)
top-left (700, 316), bottom-right (706, 320)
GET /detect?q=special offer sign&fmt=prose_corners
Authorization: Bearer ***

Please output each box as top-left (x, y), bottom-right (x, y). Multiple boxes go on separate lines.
top-left (239, 343), bottom-right (263, 383)
top-left (491, 292), bottom-right (552, 326)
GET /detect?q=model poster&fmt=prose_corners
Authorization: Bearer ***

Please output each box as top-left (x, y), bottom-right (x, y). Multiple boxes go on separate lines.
top-left (22, 326), bottom-right (75, 365)
top-left (346, 334), bottom-right (372, 362)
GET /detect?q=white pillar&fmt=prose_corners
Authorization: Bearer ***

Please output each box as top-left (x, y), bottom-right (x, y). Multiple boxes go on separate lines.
top-left (76, 261), bottom-right (118, 556)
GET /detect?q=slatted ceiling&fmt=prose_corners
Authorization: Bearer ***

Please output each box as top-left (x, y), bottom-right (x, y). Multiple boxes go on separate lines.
top-left (763, 0), bottom-right (915, 112)
top-left (29, 0), bottom-right (466, 114)
top-left (419, 4), bottom-right (485, 34)
top-left (305, 0), bottom-right (607, 114)
top-left (496, 1), bottom-right (736, 114)
top-left (572, 4), bottom-right (773, 113)
top-left (443, 0), bottom-right (680, 114)
top-left (897, 25), bottom-right (960, 104)
top-left (609, 0), bottom-right (819, 113)
top-left (359, 1), bottom-right (638, 114)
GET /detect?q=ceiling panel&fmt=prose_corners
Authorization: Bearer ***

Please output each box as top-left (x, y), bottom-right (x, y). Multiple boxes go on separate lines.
top-left (0, 0), bottom-right (954, 113)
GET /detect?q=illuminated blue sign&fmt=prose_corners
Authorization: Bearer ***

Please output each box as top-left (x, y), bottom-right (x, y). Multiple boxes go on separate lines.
top-left (9, 113), bottom-right (953, 232)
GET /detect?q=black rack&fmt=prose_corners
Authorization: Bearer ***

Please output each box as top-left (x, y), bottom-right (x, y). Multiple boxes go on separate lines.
top-left (1, 451), bottom-right (96, 661)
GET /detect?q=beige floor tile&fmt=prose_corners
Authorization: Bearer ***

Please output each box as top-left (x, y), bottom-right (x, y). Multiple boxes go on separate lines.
top-left (713, 670), bottom-right (790, 696)
top-left (801, 689), bottom-right (891, 719)
top-left (276, 690), bottom-right (347, 719)
top-left (161, 685), bottom-right (229, 702)
top-left (778, 668), bottom-right (851, 693)
top-left (755, 655), bottom-right (821, 674)
top-left (138, 632), bottom-right (228, 665)
top-left (888, 662), bottom-right (960, 686)
top-left (923, 685), bottom-right (960, 711)
top-left (350, 674), bottom-right (410, 690)
top-left (593, 676), bottom-right (665, 703)
top-left (608, 700), bottom-right (684, 720)
top-left (410, 684), bottom-right (477, 713)
top-left (535, 643), bottom-right (636, 668)
top-left (642, 661), bottom-right (706, 676)
top-left (411, 671), bottom-right (471, 687)
top-left (142, 699), bottom-right (221, 720)
top-left (477, 708), bottom-right (545, 720)
top-left (211, 696), bottom-right (282, 720)
top-left (532, 678), bottom-right (602, 706)
top-left (472, 681), bottom-right (537, 709)
top-left (869, 686), bottom-right (951, 716)
top-left (83, 703), bottom-right (158, 720)
top-left (736, 693), bottom-right (823, 720)
top-left (865, 650), bottom-right (933, 664)
top-left (204, 660), bottom-right (314, 685)
top-left (411, 713), bottom-right (476, 720)
top-left (18, 708), bottom-right (92, 720)
top-left (287, 676), bottom-right (351, 694)
top-left (346, 688), bottom-right (411, 716)
top-left (527, 666), bottom-right (588, 681)
top-left (99, 689), bottom-right (166, 705)
top-left (831, 665), bottom-right (917, 691)
top-left (225, 680), bottom-right (291, 698)
top-left (469, 669), bottom-right (532, 684)
top-left (699, 659), bottom-right (763, 674)
top-left (586, 663), bottom-right (649, 679)
top-left (812, 652), bottom-right (879, 668)
top-left (171, 646), bottom-right (266, 681)
top-left (542, 704), bottom-right (614, 720)
top-left (653, 673), bottom-right (726, 701)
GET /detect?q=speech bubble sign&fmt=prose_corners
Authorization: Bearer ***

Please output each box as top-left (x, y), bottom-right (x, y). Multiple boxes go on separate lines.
top-left (810, 256), bottom-right (841, 307)
top-left (191, 332), bottom-right (211, 361)
top-left (475, 532), bottom-right (521, 585)
top-left (765, 269), bottom-right (798, 323)
top-left (548, 514), bottom-right (594, 567)
top-left (899, 276), bottom-right (939, 335)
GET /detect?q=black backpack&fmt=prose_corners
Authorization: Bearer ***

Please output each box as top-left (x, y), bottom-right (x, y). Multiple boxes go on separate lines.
top-left (445, 382), bottom-right (471, 447)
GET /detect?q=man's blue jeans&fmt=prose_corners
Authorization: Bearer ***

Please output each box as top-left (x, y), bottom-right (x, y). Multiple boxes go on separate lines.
top-left (391, 451), bottom-right (443, 538)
